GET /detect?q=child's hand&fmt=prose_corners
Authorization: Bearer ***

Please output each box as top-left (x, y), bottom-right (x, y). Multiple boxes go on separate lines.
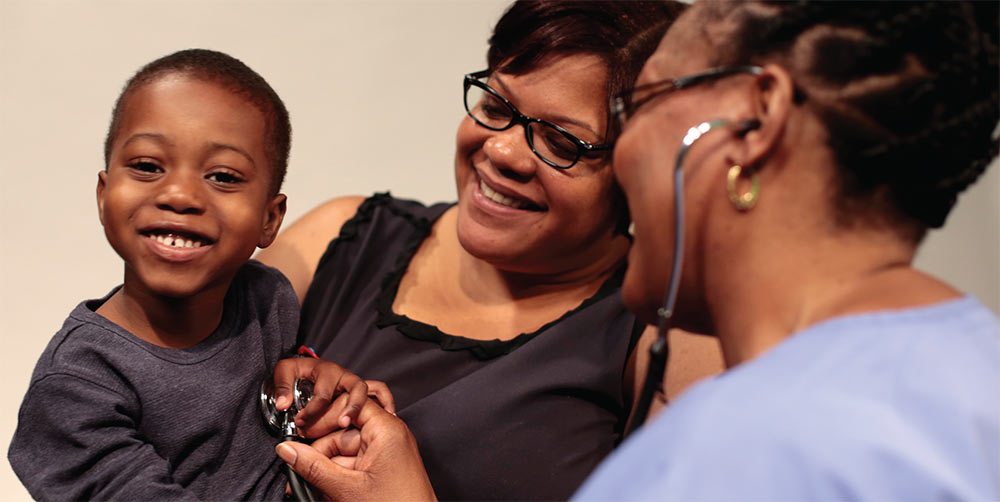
top-left (297, 381), bottom-right (394, 438)
top-left (272, 357), bottom-right (395, 432)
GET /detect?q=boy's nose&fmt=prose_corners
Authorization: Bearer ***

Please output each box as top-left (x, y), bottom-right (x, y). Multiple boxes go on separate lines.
top-left (155, 172), bottom-right (205, 214)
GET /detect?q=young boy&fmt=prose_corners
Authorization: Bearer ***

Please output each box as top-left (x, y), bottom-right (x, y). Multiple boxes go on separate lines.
top-left (8, 48), bottom-right (368, 500)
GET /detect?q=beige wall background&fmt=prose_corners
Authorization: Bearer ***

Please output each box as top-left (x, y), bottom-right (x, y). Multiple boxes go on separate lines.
top-left (1, 0), bottom-right (997, 498)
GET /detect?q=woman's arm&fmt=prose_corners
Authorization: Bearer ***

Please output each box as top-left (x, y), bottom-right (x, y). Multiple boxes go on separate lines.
top-left (256, 195), bottom-right (366, 303)
top-left (624, 326), bottom-right (725, 422)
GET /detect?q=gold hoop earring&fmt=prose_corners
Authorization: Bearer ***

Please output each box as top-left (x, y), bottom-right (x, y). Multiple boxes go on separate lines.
top-left (727, 164), bottom-right (760, 211)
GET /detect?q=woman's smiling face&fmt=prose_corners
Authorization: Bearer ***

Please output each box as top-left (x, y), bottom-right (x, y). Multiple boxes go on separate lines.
top-left (453, 53), bottom-right (625, 275)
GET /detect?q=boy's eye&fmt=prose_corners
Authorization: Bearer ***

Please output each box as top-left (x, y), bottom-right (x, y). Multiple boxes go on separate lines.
top-left (206, 170), bottom-right (245, 185)
top-left (127, 160), bottom-right (162, 174)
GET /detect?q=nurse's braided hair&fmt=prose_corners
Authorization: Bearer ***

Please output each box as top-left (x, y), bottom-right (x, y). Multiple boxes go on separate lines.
top-left (707, 1), bottom-right (998, 239)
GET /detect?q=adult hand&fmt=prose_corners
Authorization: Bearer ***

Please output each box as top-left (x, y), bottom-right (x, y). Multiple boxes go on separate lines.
top-left (275, 399), bottom-right (436, 502)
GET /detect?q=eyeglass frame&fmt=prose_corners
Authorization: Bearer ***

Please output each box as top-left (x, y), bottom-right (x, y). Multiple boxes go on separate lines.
top-left (463, 69), bottom-right (612, 169)
top-left (611, 65), bottom-right (764, 129)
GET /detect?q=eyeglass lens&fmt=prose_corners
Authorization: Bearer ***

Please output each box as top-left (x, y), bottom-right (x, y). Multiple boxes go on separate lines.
top-left (465, 84), bottom-right (582, 168)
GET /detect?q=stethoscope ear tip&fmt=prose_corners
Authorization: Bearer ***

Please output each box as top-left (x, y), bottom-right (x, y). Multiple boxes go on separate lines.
top-left (738, 119), bottom-right (762, 135)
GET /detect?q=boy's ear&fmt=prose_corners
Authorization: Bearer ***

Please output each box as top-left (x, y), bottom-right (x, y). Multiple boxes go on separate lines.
top-left (735, 63), bottom-right (793, 169)
top-left (258, 193), bottom-right (287, 248)
top-left (96, 170), bottom-right (108, 227)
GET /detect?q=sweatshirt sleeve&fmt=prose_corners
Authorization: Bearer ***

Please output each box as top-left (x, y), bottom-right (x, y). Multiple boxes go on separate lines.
top-left (8, 373), bottom-right (200, 501)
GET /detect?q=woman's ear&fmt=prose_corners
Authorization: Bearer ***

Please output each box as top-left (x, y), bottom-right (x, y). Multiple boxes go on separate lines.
top-left (258, 193), bottom-right (287, 248)
top-left (97, 170), bottom-right (108, 227)
top-left (738, 63), bottom-right (795, 169)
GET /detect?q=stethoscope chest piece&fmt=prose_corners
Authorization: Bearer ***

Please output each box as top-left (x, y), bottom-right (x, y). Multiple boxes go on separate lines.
top-left (259, 378), bottom-right (314, 437)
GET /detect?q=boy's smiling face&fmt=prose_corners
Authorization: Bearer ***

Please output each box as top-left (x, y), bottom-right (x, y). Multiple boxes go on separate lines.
top-left (98, 73), bottom-right (285, 301)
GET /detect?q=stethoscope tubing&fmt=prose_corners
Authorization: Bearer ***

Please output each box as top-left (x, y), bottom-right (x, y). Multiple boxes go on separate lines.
top-left (283, 440), bottom-right (317, 502)
top-left (624, 118), bottom-right (759, 437)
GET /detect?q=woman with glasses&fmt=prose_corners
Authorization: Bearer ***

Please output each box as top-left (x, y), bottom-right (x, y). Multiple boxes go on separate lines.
top-left (257, 1), bottom-right (705, 500)
top-left (275, 0), bottom-right (999, 500)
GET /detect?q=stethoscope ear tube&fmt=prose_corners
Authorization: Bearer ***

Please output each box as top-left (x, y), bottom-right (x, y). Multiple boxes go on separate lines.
top-left (624, 336), bottom-right (668, 436)
top-left (623, 118), bottom-right (760, 438)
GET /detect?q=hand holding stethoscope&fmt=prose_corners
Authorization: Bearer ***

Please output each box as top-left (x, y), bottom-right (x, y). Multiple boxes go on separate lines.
top-left (261, 348), bottom-right (396, 501)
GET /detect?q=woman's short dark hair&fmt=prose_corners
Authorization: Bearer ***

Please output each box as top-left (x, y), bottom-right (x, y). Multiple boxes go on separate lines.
top-left (104, 48), bottom-right (291, 195)
top-left (487, 0), bottom-right (687, 144)
top-left (486, 0), bottom-right (686, 236)
top-left (703, 1), bottom-right (998, 240)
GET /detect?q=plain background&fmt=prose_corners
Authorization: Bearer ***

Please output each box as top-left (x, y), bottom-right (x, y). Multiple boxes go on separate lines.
top-left (1, 1), bottom-right (997, 498)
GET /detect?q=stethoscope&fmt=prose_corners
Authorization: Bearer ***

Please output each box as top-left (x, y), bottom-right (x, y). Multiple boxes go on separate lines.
top-left (623, 117), bottom-right (761, 437)
top-left (260, 377), bottom-right (318, 502)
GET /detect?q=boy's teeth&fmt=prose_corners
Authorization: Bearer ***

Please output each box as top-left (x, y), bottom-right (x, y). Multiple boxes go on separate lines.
top-left (150, 233), bottom-right (205, 248)
top-left (479, 180), bottom-right (524, 209)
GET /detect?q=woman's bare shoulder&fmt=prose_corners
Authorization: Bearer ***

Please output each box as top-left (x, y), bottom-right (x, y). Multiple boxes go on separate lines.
top-left (256, 195), bottom-right (366, 303)
top-left (293, 196), bottom-right (368, 235)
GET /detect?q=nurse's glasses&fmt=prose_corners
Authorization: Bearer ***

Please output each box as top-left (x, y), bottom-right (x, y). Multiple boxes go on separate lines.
top-left (612, 66), bottom-right (764, 129)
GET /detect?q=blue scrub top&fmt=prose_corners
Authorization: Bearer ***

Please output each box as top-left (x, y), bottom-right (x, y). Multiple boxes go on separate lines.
top-left (575, 296), bottom-right (1000, 501)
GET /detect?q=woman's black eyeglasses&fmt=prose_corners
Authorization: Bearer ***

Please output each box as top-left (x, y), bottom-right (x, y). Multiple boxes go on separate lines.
top-left (611, 66), bottom-right (764, 129)
top-left (464, 70), bottom-right (611, 169)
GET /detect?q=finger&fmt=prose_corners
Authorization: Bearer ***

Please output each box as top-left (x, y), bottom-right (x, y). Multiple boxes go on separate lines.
top-left (295, 360), bottom-right (350, 423)
top-left (353, 397), bottom-right (400, 430)
top-left (340, 379), bottom-right (370, 428)
top-left (312, 362), bottom-right (366, 428)
top-left (298, 361), bottom-right (368, 428)
top-left (276, 441), bottom-right (364, 499)
top-left (334, 428), bottom-right (363, 456)
top-left (346, 398), bottom-right (414, 449)
top-left (331, 455), bottom-right (357, 469)
top-left (364, 380), bottom-right (396, 415)
top-left (304, 398), bottom-right (400, 441)
top-left (272, 358), bottom-right (317, 411)
top-left (301, 397), bottom-right (396, 440)
top-left (311, 428), bottom-right (361, 458)
top-left (301, 393), bottom-right (352, 438)
top-left (294, 361), bottom-right (342, 425)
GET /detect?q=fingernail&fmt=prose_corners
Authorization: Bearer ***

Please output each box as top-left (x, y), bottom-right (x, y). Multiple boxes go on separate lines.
top-left (276, 442), bottom-right (297, 465)
top-left (276, 396), bottom-right (290, 410)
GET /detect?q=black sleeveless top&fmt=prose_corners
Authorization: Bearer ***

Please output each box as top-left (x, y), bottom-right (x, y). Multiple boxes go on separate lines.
top-left (299, 193), bottom-right (642, 501)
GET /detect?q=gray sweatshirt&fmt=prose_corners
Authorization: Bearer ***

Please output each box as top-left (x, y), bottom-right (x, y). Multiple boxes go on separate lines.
top-left (9, 260), bottom-right (298, 501)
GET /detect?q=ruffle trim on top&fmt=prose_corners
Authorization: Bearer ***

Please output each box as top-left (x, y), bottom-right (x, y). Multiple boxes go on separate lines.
top-left (345, 193), bottom-right (626, 361)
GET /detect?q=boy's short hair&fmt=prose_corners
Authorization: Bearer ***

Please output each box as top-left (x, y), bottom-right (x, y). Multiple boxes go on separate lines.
top-left (104, 49), bottom-right (291, 194)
